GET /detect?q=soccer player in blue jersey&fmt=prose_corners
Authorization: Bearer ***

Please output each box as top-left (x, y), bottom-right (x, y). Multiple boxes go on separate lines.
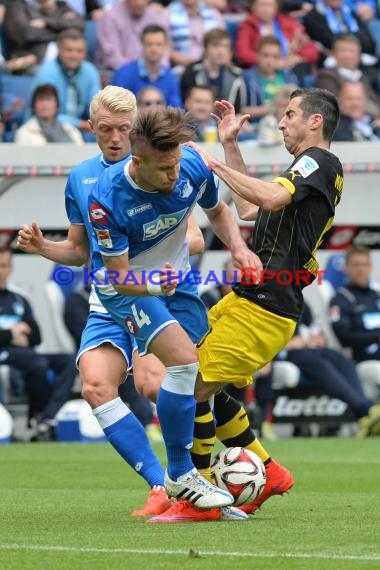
top-left (18, 86), bottom-right (250, 522)
top-left (17, 86), bottom-right (174, 517)
top-left (88, 106), bottom-right (262, 513)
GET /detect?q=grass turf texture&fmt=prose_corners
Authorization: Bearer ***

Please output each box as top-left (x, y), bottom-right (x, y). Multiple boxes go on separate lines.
top-left (0, 439), bottom-right (379, 570)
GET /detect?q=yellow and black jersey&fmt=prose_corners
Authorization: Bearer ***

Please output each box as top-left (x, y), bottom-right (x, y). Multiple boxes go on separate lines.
top-left (233, 147), bottom-right (344, 320)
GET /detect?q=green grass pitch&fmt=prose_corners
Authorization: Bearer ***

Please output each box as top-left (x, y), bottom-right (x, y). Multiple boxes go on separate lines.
top-left (0, 438), bottom-right (379, 570)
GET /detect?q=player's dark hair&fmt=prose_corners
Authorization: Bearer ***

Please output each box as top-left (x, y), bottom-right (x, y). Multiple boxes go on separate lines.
top-left (290, 88), bottom-right (340, 142)
top-left (130, 107), bottom-right (197, 152)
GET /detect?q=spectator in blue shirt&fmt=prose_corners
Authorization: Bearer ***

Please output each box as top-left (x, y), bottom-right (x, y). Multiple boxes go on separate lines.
top-left (32, 27), bottom-right (101, 139)
top-left (111, 25), bottom-right (182, 108)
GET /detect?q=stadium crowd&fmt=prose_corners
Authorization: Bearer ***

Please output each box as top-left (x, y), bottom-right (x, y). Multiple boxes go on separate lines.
top-left (0, 0), bottom-right (380, 142)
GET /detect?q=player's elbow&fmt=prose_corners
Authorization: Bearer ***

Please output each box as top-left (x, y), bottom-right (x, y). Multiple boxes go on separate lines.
top-left (261, 192), bottom-right (291, 212)
top-left (237, 206), bottom-right (257, 221)
top-left (189, 234), bottom-right (205, 255)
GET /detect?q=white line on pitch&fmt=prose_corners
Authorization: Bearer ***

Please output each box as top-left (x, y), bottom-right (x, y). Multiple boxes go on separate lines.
top-left (0, 544), bottom-right (379, 561)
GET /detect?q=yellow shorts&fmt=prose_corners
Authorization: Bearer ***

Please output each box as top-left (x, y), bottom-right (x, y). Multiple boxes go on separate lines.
top-left (197, 292), bottom-right (296, 388)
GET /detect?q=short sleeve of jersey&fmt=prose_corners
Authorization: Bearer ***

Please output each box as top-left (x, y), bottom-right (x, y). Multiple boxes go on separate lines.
top-left (89, 168), bottom-right (130, 257)
top-left (272, 148), bottom-right (343, 212)
top-left (181, 146), bottom-right (220, 210)
top-left (65, 172), bottom-right (84, 224)
top-left (197, 170), bottom-right (220, 210)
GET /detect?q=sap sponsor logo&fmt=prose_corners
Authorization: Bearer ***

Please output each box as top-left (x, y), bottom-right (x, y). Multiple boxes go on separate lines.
top-left (81, 177), bottom-right (99, 184)
top-left (178, 180), bottom-right (193, 199)
top-left (273, 395), bottom-right (347, 417)
top-left (89, 203), bottom-right (108, 224)
top-left (143, 208), bottom-right (187, 240)
top-left (95, 228), bottom-right (113, 248)
top-left (127, 203), bottom-right (152, 217)
top-left (292, 155), bottom-right (319, 178)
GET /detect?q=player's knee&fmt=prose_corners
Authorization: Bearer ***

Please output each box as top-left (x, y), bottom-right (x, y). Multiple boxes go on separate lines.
top-left (81, 374), bottom-right (119, 408)
top-left (138, 381), bottom-right (159, 403)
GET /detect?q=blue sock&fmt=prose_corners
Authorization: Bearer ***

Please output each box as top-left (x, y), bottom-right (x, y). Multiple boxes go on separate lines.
top-left (156, 363), bottom-right (198, 481)
top-left (93, 397), bottom-right (164, 488)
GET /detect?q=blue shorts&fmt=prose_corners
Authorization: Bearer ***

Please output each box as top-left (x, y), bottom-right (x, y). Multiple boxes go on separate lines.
top-left (97, 280), bottom-right (208, 355)
top-left (77, 311), bottom-right (135, 369)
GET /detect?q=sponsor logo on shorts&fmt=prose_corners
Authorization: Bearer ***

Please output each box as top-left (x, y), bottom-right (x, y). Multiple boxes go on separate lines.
top-left (125, 316), bottom-right (139, 335)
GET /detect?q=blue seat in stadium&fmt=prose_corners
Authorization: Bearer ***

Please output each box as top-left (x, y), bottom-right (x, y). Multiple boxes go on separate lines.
top-left (323, 252), bottom-right (348, 290)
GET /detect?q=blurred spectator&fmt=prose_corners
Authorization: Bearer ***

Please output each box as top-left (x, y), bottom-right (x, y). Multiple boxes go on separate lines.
top-left (256, 83), bottom-right (297, 146)
top-left (345, 0), bottom-right (380, 58)
top-left (329, 245), bottom-right (380, 364)
top-left (303, 0), bottom-right (377, 68)
top-left (0, 87), bottom-right (25, 141)
top-left (32, 28), bottom-right (101, 138)
top-left (15, 83), bottom-right (83, 144)
top-left (0, 0), bottom-right (7, 23)
top-left (4, 0), bottom-right (84, 68)
top-left (333, 81), bottom-right (380, 141)
top-left (167, 0), bottom-right (226, 69)
top-left (95, 0), bottom-right (169, 73)
top-left (0, 247), bottom-right (77, 441)
top-left (280, 0), bottom-right (315, 18)
top-left (235, 0), bottom-right (319, 82)
top-left (316, 33), bottom-right (380, 117)
top-left (184, 84), bottom-right (219, 141)
top-left (242, 36), bottom-right (298, 121)
top-left (180, 28), bottom-right (248, 112)
top-left (65, 0), bottom-right (111, 19)
top-left (136, 85), bottom-right (166, 110)
top-left (111, 25), bottom-right (182, 108)
top-left (63, 283), bottom-right (163, 442)
top-left (277, 300), bottom-right (379, 438)
top-left (155, 0), bottom-right (227, 7)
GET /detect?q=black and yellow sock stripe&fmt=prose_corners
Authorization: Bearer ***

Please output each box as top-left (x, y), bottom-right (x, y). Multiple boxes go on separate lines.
top-left (191, 401), bottom-right (216, 481)
top-left (215, 391), bottom-right (270, 463)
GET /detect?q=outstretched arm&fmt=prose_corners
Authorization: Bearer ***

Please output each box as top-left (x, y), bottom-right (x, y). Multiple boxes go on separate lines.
top-left (205, 199), bottom-right (262, 277)
top-left (191, 101), bottom-right (292, 218)
top-left (17, 221), bottom-right (89, 266)
top-left (187, 213), bottom-right (204, 256)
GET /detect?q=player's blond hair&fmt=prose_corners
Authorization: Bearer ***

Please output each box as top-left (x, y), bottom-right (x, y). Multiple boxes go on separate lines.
top-left (89, 86), bottom-right (137, 121)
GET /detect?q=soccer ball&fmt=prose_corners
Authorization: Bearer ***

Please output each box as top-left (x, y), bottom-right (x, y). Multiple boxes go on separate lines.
top-left (211, 447), bottom-right (267, 506)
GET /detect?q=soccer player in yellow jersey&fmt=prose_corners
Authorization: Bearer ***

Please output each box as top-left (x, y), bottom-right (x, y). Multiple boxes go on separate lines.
top-left (151, 87), bottom-right (343, 522)
top-left (200, 88), bottom-right (343, 513)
